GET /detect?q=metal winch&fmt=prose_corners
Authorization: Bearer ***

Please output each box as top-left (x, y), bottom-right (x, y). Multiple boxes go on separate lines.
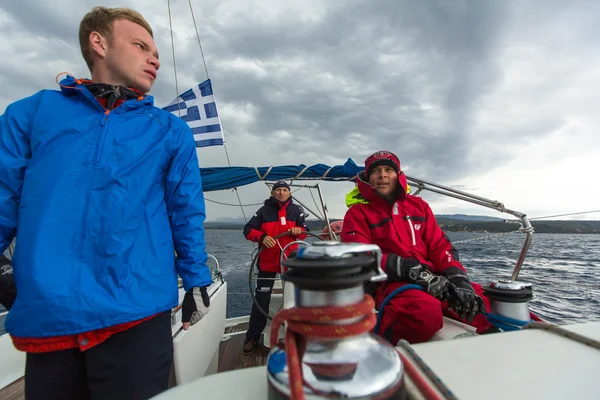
top-left (266, 241), bottom-right (406, 400)
top-left (482, 279), bottom-right (534, 322)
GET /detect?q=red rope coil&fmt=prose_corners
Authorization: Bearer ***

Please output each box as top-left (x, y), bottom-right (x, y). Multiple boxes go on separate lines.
top-left (269, 295), bottom-right (376, 400)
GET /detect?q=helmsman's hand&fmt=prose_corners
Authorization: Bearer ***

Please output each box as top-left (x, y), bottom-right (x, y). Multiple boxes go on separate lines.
top-left (289, 227), bottom-right (302, 236)
top-left (262, 235), bottom-right (277, 248)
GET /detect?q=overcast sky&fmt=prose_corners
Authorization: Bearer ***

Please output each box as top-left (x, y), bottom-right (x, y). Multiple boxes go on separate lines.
top-left (1, 0), bottom-right (599, 223)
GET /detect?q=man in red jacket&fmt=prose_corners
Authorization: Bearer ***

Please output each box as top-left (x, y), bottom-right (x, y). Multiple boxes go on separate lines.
top-left (341, 150), bottom-right (491, 344)
top-left (242, 181), bottom-right (308, 354)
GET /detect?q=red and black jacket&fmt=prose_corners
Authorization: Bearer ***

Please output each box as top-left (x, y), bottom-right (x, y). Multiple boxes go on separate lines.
top-left (341, 171), bottom-right (469, 285)
top-left (244, 197), bottom-right (308, 273)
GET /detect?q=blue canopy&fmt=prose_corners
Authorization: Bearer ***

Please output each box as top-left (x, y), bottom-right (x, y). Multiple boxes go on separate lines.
top-left (199, 158), bottom-right (363, 192)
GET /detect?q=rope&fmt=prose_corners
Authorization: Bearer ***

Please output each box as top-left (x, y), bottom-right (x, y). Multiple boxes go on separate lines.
top-left (397, 340), bottom-right (457, 400)
top-left (254, 166), bottom-right (274, 180)
top-left (186, 0), bottom-right (210, 79)
top-left (308, 189), bottom-right (325, 220)
top-left (373, 284), bottom-right (424, 334)
top-left (270, 295), bottom-right (376, 400)
top-left (251, 166), bottom-right (356, 182)
top-left (484, 312), bottom-right (531, 332)
top-left (395, 350), bottom-right (447, 400)
top-left (292, 166), bottom-right (309, 181)
top-left (522, 322), bottom-right (600, 350)
top-left (166, 0), bottom-right (181, 118)
top-left (204, 197), bottom-right (262, 207)
top-left (167, 0), bottom-right (248, 223)
top-left (222, 144), bottom-right (249, 222)
top-left (529, 209), bottom-right (600, 220)
top-left (375, 286), bottom-right (531, 333)
top-left (7, 241), bottom-right (14, 259)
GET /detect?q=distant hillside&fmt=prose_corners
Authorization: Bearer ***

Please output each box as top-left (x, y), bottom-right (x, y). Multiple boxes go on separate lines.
top-left (436, 214), bottom-right (503, 222)
top-left (206, 217), bottom-right (600, 234)
top-left (204, 219), bottom-right (340, 231)
top-left (439, 220), bottom-right (600, 234)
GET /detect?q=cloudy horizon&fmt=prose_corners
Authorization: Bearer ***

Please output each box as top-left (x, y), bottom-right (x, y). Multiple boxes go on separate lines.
top-left (1, 0), bottom-right (599, 222)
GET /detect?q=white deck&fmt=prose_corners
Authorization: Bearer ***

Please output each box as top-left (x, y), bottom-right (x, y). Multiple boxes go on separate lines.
top-left (151, 321), bottom-right (600, 400)
top-left (0, 329), bottom-right (24, 391)
top-left (405, 321), bottom-right (600, 400)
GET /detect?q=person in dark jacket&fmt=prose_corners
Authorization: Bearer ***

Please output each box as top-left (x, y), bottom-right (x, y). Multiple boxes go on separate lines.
top-left (341, 150), bottom-right (490, 344)
top-left (242, 181), bottom-right (308, 354)
top-left (0, 7), bottom-right (211, 400)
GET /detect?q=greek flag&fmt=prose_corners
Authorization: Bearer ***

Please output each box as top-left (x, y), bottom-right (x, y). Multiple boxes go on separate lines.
top-left (162, 79), bottom-right (224, 147)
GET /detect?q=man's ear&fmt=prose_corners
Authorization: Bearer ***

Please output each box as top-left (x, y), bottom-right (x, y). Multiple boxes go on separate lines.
top-left (89, 31), bottom-right (108, 59)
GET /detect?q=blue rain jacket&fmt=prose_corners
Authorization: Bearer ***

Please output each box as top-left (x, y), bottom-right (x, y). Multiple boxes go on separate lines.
top-left (0, 76), bottom-right (212, 337)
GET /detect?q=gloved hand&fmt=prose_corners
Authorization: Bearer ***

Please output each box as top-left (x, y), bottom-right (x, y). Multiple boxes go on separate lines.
top-left (410, 268), bottom-right (452, 300)
top-left (182, 286), bottom-right (210, 330)
top-left (447, 285), bottom-right (486, 322)
top-left (385, 254), bottom-right (451, 300)
top-left (0, 256), bottom-right (16, 311)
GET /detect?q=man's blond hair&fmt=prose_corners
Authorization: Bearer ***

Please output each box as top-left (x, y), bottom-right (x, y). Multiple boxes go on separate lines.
top-left (79, 6), bottom-right (153, 72)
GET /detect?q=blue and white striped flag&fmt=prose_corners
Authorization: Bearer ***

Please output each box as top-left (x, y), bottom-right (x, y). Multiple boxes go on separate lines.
top-left (162, 79), bottom-right (225, 148)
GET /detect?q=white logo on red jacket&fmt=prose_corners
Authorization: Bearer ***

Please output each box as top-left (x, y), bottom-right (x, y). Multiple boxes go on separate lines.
top-left (280, 217), bottom-right (287, 225)
top-left (414, 224), bottom-right (421, 230)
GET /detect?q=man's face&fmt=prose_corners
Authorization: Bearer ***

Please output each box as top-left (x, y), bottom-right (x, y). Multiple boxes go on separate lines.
top-left (103, 19), bottom-right (160, 93)
top-left (272, 187), bottom-right (291, 202)
top-left (368, 165), bottom-right (398, 198)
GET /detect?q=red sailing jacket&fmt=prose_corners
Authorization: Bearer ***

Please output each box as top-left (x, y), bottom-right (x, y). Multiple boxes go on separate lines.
top-left (244, 197), bottom-right (308, 273)
top-left (341, 172), bottom-right (465, 277)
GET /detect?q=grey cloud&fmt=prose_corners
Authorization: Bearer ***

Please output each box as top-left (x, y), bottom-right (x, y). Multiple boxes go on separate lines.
top-left (173, 0), bottom-right (511, 179)
top-left (0, 1), bottom-right (85, 45)
top-left (0, 0), bottom-right (598, 188)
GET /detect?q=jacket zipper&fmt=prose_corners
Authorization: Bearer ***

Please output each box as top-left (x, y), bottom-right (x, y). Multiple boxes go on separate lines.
top-left (93, 110), bottom-right (110, 163)
top-left (407, 217), bottom-right (416, 246)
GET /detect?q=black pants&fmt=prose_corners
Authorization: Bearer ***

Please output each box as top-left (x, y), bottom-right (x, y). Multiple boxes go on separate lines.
top-left (25, 311), bottom-right (173, 400)
top-left (246, 270), bottom-right (277, 340)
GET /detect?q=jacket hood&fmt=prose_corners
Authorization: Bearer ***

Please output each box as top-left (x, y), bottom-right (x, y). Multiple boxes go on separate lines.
top-left (345, 186), bottom-right (369, 208)
top-left (354, 170), bottom-right (409, 208)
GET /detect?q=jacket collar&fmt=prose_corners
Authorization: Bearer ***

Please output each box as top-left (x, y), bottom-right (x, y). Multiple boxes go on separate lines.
top-left (58, 75), bottom-right (154, 112)
top-left (265, 196), bottom-right (292, 209)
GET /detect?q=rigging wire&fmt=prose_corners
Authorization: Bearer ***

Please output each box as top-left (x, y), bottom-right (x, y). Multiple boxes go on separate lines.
top-left (529, 209), bottom-right (600, 220)
top-left (168, 0), bottom-right (248, 222)
top-left (204, 197), bottom-right (263, 207)
top-left (187, 0), bottom-right (210, 79)
top-left (309, 188), bottom-right (325, 220)
top-left (166, 0), bottom-right (181, 118)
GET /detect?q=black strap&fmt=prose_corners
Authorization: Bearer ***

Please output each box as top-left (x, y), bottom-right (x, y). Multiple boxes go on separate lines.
top-left (85, 83), bottom-right (139, 110)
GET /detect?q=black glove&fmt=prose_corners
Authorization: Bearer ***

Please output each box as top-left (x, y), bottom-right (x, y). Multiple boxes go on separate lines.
top-left (182, 286), bottom-right (210, 326)
top-left (443, 270), bottom-right (487, 322)
top-left (0, 256), bottom-right (16, 311)
top-left (447, 284), bottom-right (486, 323)
top-left (385, 254), bottom-right (451, 300)
top-left (410, 268), bottom-right (452, 300)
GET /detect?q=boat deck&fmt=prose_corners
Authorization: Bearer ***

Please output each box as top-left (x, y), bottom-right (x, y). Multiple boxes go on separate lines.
top-left (0, 377), bottom-right (23, 400)
top-left (0, 320), bottom-right (265, 400)
top-left (218, 321), bottom-right (269, 373)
